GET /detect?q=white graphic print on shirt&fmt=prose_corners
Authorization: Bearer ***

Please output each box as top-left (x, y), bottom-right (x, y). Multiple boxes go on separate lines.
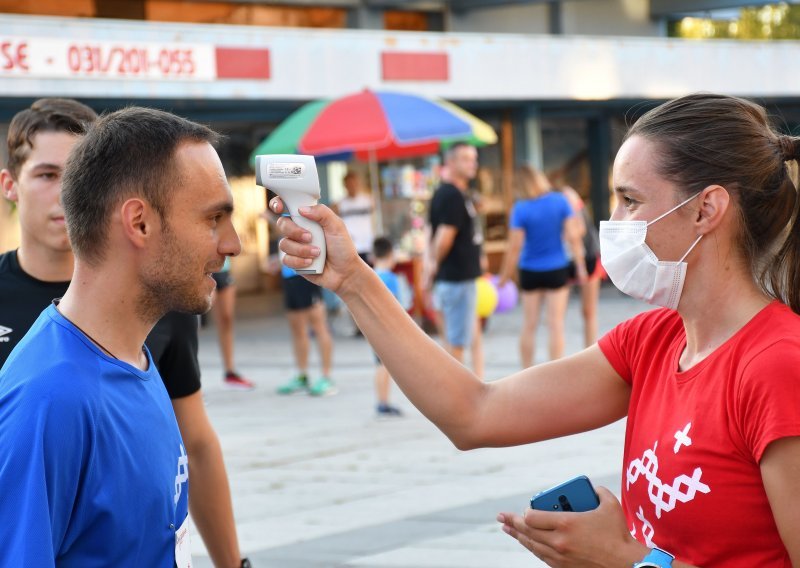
top-left (673, 422), bottom-right (692, 453)
top-left (626, 422), bottom-right (710, 544)
top-left (174, 443), bottom-right (189, 506)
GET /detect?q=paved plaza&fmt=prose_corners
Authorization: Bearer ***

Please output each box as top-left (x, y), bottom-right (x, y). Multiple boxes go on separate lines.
top-left (192, 285), bottom-right (650, 567)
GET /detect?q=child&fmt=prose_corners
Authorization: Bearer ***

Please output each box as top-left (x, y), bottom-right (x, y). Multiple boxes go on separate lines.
top-left (372, 237), bottom-right (404, 417)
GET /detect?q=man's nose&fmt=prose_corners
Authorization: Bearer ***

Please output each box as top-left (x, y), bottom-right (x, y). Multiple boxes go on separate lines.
top-left (221, 223), bottom-right (242, 257)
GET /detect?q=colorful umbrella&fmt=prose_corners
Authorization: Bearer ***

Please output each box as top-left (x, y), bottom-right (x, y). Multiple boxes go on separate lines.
top-left (250, 89), bottom-right (497, 165)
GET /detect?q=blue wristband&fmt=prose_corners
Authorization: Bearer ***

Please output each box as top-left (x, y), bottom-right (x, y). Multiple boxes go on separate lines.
top-left (633, 547), bottom-right (674, 567)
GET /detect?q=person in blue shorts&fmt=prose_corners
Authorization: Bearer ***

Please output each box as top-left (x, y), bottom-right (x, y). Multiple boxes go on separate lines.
top-left (0, 106), bottom-right (242, 565)
top-left (428, 142), bottom-right (483, 369)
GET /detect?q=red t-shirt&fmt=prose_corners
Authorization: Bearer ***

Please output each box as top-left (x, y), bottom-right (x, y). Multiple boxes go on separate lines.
top-left (599, 302), bottom-right (800, 567)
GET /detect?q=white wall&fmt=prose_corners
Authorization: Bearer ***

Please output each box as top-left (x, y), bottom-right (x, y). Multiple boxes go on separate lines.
top-left (2, 14), bottom-right (798, 102)
top-left (562, 0), bottom-right (663, 37)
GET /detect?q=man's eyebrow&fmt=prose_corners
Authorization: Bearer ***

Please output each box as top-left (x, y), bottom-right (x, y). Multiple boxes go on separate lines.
top-left (28, 162), bottom-right (62, 171)
top-left (204, 201), bottom-right (234, 215)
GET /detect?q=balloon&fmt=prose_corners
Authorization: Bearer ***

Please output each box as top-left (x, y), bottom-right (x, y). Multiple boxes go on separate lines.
top-left (489, 275), bottom-right (519, 314)
top-left (475, 276), bottom-right (499, 318)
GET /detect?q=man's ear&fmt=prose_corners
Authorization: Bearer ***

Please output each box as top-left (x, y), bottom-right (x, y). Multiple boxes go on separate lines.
top-left (1, 169), bottom-right (18, 203)
top-left (695, 185), bottom-right (730, 235)
top-left (119, 197), bottom-right (155, 249)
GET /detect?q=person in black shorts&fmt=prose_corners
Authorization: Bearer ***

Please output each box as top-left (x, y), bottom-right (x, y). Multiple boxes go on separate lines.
top-left (275, 264), bottom-right (336, 396)
top-left (498, 165), bottom-right (586, 367)
top-left (0, 99), bottom-right (249, 567)
top-left (210, 258), bottom-right (255, 390)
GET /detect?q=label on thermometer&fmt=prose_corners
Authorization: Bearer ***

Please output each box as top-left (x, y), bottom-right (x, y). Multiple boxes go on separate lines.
top-left (268, 162), bottom-right (305, 178)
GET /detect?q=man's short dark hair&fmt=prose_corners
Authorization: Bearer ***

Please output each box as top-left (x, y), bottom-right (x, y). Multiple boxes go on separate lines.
top-left (62, 106), bottom-right (220, 265)
top-left (444, 141), bottom-right (474, 162)
top-left (6, 98), bottom-right (97, 177)
top-left (372, 236), bottom-right (393, 260)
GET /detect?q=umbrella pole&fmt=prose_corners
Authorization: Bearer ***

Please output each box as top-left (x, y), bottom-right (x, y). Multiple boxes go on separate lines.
top-left (369, 149), bottom-right (384, 235)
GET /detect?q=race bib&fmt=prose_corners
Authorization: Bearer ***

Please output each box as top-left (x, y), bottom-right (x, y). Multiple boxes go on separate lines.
top-left (175, 515), bottom-right (193, 568)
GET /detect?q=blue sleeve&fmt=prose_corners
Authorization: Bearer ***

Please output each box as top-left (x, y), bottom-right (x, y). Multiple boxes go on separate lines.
top-left (509, 202), bottom-right (523, 229)
top-left (386, 273), bottom-right (401, 300)
top-left (0, 379), bottom-right (90, 564)
top-left (281, 264), bottom-right (297, 279)
top-left (377, 270), bottom-right (401, 300)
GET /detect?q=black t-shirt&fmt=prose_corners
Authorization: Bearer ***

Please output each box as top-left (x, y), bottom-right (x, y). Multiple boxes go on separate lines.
top-left (0, 250), bottom-right (201, 399)
top-left (429, 183), bottom-right (482, 282)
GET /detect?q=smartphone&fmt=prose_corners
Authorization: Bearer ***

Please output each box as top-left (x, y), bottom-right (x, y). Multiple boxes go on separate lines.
top-left (530, 475), bottom-right (599, 512)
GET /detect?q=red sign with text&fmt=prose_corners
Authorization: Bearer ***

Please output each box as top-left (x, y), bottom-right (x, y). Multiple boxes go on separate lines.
top-left (0, 37), bottom-right (270, 81)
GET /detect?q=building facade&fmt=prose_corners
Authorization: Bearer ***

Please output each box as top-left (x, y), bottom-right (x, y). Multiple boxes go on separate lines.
top-left (1, 0), bottom-right (798, 288)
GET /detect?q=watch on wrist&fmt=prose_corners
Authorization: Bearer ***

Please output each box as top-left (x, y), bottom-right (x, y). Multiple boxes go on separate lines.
top-left (633, 547), bottom-right (674, 568)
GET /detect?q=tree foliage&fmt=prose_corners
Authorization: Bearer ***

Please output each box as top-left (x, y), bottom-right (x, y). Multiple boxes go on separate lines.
top-left (671, 3), bottom-right (800, 39)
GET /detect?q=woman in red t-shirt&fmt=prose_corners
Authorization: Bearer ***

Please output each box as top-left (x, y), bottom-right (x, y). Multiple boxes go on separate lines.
top-left (272, 93), bottom-right (800, 567)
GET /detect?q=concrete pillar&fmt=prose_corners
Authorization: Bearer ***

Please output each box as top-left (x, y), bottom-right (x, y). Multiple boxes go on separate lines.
top-left (514, 104), bottom-right (543, 171)
top-left (548, 0), bottom-right (563, 35)
top-left (587, 113), bottom-right (611, 225)
top-left (348, 2), bottom-right (383, 30)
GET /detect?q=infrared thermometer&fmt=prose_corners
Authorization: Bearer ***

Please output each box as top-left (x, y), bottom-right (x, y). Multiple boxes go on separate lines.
top-left (255, 154), bottom-right (326, 274)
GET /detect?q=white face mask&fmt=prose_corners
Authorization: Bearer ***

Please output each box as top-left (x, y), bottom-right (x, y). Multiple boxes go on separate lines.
top-left (599, 193), bottom-right (702, 310)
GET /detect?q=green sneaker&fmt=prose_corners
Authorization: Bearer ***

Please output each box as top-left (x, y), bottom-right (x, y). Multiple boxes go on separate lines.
top-left (309, 376), bottom-right (338, 397)
top-left (276, 374), bottom-right (309, 395)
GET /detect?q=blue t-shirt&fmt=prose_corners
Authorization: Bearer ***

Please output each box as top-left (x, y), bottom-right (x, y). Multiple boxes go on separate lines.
top-left (509, 192), bottom-right (574, 272)
top-left (281, 264), bottom-right (297, 279)
top-left (375, 268), bottom-right (400, 300)
top-left (0, 305), bottom-right (189, 566)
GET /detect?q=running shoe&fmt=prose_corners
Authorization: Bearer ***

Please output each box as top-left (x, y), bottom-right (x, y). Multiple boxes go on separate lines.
top-left (276, 374), bottom-right (309, 395)
top-left (376, 403), bottom-right (404, 418)
top-left (308, 376), bottom-right (338, 397)
top-left (223, 371), bottom-right (255, 391)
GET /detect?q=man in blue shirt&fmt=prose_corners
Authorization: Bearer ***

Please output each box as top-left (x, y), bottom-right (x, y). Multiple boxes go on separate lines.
top-left (0, 98), bottom-right (248, 568)
top-left (0, 106), bottom-right (241, 565)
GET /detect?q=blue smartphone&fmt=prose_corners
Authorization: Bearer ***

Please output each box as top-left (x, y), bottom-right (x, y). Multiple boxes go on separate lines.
top-left (530, 475), bottom-right (599, 512)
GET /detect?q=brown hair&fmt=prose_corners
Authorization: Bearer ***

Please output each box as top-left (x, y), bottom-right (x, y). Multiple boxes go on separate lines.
top-left (513, 164), bottom-right (550, 199)
top-left (5, 98), bottom-right (97, 177)
top-left (372, 236), bottom-right (393, 259)
top-left (61, 106), bottom-right (220, 265)
top-left (626, 93), bottom-right (800, 312)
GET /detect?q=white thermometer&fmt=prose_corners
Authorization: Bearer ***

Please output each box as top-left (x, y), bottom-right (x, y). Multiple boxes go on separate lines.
top-left (255, 154), bottom-right (326, 274)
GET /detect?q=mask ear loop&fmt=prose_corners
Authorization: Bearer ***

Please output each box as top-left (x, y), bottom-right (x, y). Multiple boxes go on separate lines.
top-left (646, 192), bottom-right (703, 227)
top-left (678, 235), bottom-right (703, 262)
